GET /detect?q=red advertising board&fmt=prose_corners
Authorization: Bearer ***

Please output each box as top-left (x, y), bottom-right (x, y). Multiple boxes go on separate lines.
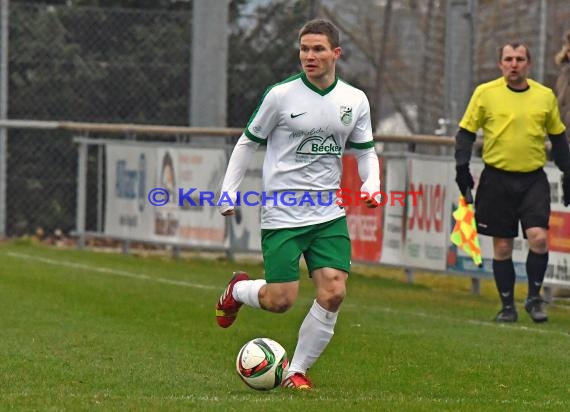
top-left (340, 155), bottom-right (384, 262)
top-left (548, 211), bottom-right (570, 253)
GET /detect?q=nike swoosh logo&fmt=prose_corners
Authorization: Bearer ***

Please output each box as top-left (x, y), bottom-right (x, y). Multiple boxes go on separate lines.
top-left (290, 112), bottom-right (307, 118)
top-left (500, 291), bottom-right (511, 298)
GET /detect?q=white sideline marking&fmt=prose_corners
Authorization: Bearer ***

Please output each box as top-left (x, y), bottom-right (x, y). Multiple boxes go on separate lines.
top-left (4, 251), bottom-right (218, 290)
top-left (343, 304), bottom-right (570, 338)
top-left (5, 251), bottom-right (570, 337)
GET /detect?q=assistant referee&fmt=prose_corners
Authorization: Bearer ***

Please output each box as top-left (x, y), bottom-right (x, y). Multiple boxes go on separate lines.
top-left (454, 42), bottom-right (570, 323)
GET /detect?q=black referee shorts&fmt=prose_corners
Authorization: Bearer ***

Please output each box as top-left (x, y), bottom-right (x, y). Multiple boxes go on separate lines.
top-left (475, 165), bottom-right (550, 238)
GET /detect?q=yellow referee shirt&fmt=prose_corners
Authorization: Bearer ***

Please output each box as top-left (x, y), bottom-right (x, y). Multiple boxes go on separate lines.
top-left (459, 77), bottom-right (566, 172)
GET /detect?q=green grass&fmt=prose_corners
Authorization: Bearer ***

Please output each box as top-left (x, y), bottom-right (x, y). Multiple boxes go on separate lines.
top-left (1, 241), bottom-right (570, 411)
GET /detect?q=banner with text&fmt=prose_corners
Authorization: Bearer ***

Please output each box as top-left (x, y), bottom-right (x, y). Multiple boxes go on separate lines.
top-left (341, 154), bottom-right (384, 262)
top-left (229, 151), bottom-right (264, 252)
top-left (105, 143), bottom-right (227, 247)
top-left (380, 155), bottom-right (407, 265)
top-left (105, 143), bottom-right (158, 239)
top-left (154, 147), bottom-right (227, 247)
top-left (405, 156), bottom-right (450, 270)
top-left (544, 166), bottom-right (570, 287)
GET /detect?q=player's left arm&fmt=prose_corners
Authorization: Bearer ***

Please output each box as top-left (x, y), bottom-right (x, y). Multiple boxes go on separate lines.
top-left (354, 147), bottom-right (381, 208)
top-left (546, 92), bottom-right (570, 206)
top-left (548, 131), bottom-right (570, 207)
top-left (549, 131), bottom-right (570, 173)
top-left (348, 94), bottom-right (380, 208)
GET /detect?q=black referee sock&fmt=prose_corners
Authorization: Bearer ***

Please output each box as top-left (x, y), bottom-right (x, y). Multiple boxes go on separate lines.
top-left (526, 250), bottom-right (548, 299)
top-left (492, 258), bottom-right (516, 307)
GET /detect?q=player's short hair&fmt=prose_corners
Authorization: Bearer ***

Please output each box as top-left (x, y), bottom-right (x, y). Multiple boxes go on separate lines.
top-left (498, 42), bottom-right (531, 62)
top-left (298, 18), bottom-right (340, 49)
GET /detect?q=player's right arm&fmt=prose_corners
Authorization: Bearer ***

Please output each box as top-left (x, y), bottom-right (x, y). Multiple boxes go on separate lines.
top-left (218, 86), bottom-right (281, 215)
top-left (454, 86), bottom-right (483, 198)
top-left (218, 134), bottom-right (260, 216)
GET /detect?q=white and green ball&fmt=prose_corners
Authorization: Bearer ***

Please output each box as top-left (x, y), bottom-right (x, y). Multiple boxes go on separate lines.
top-left (236, 337), bottom-right (289, 391)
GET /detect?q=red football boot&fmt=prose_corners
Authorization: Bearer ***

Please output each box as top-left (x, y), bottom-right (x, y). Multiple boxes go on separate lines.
top-left (215, 271), bottom-right (249, 328)
top-left (281, 373), bottom-right (313, 390)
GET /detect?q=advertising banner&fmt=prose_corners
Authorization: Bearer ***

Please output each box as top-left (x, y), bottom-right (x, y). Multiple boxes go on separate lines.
top-left (105, 143), bottom-right (157, 239)
top-left (229, 151), bottom-right (264, 252)
top-left (405, 156), bottom-right (449, 270)
top-left (380, 155), bottom-right (407, 266)
top-left (341, 154), bottom-right (384, 263)
top-left (154, 147), bottom-right (227, 247)
top-left (102, 142), bottom-right (570, 292)
top-left (544, 166), bottom-right (570, 287)
top-left (105, 143), bottom-right (227, 248)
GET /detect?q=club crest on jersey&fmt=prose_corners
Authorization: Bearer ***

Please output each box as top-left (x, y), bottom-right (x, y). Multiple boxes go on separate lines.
top-left (296, 134), bottom-right (342, 156)
top-left (340, 106), bottom-right (353, 126)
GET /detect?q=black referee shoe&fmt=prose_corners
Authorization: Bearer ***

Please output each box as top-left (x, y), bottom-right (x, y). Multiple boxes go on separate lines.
top-left (525, 297), bottom-right (548, 323)
top-left (495, 305), bottom-right (518, 323)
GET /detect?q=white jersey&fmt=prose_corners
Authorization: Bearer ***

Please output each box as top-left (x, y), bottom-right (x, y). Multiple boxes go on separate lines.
top-left (239, 73), bottom-right (374, 228)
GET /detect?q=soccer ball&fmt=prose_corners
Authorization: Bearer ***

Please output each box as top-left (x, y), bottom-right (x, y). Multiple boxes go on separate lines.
top-left (236, 337), bottom-right (289, 391)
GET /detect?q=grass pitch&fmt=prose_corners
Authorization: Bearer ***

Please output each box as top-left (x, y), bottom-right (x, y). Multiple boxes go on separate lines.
top-left (1, 240), bottom-right (570, 411)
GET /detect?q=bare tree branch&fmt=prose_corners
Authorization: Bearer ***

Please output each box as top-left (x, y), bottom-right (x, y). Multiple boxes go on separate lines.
top-left (322, 3), bottom-right (417, 133)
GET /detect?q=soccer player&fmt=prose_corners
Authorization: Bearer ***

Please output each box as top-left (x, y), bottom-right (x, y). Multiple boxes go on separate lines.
top-left (454, 42), bottom-right (570, 323)
top-left (215, 18), bottom-right (380, 389)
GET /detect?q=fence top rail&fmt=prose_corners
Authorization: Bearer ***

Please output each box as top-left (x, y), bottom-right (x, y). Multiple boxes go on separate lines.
top-left (0, 118), bottom-right (460, 145)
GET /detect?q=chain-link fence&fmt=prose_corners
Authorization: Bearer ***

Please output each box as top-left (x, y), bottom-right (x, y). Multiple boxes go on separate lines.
top-left (8, 3), bottom-right (191, 124)
top-left (2, 0), bottom-right (570, 237)
top-left (5, 1), bottom-right (570, 126)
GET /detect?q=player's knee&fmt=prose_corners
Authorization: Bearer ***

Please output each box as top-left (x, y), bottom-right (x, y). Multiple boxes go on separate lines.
top-left (527, 228), bottom-right (548, 253)
top-left (330, 288), bottom-right (346, 308)
top-left (267, 294), bottom-right (295, 313)
top-left (530, 237), bottom-right (548, 253)
top-left (272, 300), bottom-right (294, 313)
top-left (319, 285), bottom-right (346, 311)
top-left (493, 239), bottom-right (513, 259)
top-left (260, 284), bottom-right (297, 313)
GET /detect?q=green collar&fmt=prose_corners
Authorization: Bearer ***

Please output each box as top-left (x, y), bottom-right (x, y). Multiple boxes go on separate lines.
top-left (301, 72), bottom-right (338, 96)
